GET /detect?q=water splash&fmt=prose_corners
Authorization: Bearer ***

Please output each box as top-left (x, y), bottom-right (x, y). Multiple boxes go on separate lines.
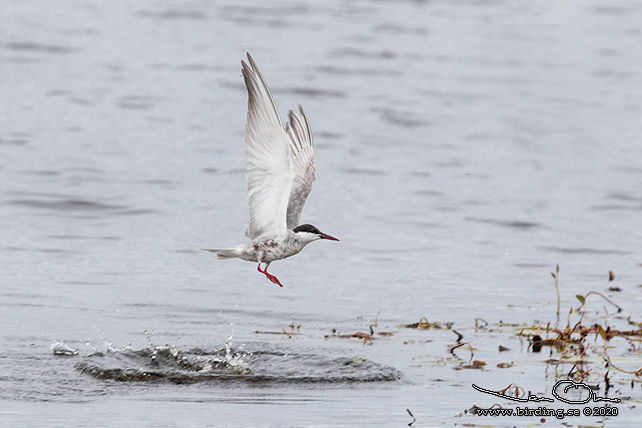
top-left (51, 341), bottom-right (79, 356)
top-left (221, 336), bottom-right (249, 373)
top-left (76, 342), bottom-right (399, 384)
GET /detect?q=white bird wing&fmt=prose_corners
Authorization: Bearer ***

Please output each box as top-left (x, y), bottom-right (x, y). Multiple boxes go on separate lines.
top-left (241, 53), bottom-right (294, 240)
top-left (285, 106), bottom-right (316, 230)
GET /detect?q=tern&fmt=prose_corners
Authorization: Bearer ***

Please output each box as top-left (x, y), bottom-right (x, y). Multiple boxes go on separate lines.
top-left (203, 53), bottom-right (339, 287)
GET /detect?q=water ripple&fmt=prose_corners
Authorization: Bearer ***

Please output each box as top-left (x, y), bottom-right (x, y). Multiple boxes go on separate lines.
top-left (466, 217), bottom-right (540, 230)
top-left (10, 198), bottom-right (124, 212)
top-left (539, 246), bottom-right (630, 255)
top-left (9, 196), bottom-right (157, 217)
top-left (137, 10), bottom-right (208, 20)
top-left (3, 42), bottom-right (76, 54)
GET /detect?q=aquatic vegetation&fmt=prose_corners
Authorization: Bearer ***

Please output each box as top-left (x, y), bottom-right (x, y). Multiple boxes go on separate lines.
top-left (551, 264), bottom-right (561, 323)
top-left (517, 266), bottom-right (642, 391)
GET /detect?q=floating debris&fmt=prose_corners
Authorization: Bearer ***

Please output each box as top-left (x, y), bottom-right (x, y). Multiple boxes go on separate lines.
top-left (255, 330), bottom-right (299, 335)
top-left (399, 317), bottom-right (453, 330)
top-left (497, 362), bottom-right (514, 369)
top-left (406, 408), bottom-right (416, 426)
top-left (255, 322), bottom-right (302, 338)
top-left (325, 331), bottom-right (373, 344)
top-left (475, 318), bottom-right (488, 329)
top-left (457, 360), bottom-right (487, 370)
top-left (450, 342), bottom-right (475, 359)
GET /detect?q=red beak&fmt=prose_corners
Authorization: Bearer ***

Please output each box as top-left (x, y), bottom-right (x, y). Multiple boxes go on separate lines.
top-left (320, 233), bottom-right (339, 241)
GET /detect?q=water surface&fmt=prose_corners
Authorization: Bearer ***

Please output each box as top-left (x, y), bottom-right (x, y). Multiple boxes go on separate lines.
top-left (1, 0), bottom-right (642, 426)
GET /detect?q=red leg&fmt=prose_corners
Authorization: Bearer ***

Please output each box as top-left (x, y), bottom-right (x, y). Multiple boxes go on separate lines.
top-left (257, 263), bottom-right (283, 287)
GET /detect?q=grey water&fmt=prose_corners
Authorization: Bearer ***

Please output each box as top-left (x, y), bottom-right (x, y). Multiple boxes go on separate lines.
top-left (1, 0), bottom-right (642, 426)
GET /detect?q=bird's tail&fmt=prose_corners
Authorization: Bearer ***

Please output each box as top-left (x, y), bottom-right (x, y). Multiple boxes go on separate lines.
top-left (201, 248), bottom-right (242, 260)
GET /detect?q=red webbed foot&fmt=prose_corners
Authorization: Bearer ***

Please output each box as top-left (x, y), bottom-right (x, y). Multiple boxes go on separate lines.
top-left (257, 263), bottom-right (283, 287)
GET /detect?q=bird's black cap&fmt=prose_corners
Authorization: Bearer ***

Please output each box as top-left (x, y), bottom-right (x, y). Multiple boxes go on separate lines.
top-left (293, 224), bottom-right (321, 234)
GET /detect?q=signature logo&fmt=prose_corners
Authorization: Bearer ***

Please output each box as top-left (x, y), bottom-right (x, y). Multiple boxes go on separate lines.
top-left (473, 380), bottom-right (621, 404)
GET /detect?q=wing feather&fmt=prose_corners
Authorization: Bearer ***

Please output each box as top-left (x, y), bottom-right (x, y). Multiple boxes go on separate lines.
top-left (241, 53), bottom-right (294, 240)
top-left (285, 106), bottom-right (316, 230)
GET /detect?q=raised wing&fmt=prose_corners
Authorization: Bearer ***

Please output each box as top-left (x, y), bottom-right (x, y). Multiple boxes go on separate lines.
top-left (285, 106), bottom-right (316, 230)
top-left (241, 53), bottom-right (294, 240)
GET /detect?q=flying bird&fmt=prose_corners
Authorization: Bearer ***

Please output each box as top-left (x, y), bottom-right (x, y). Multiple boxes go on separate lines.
top-left (203, 53), bottom-right (338, 287)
